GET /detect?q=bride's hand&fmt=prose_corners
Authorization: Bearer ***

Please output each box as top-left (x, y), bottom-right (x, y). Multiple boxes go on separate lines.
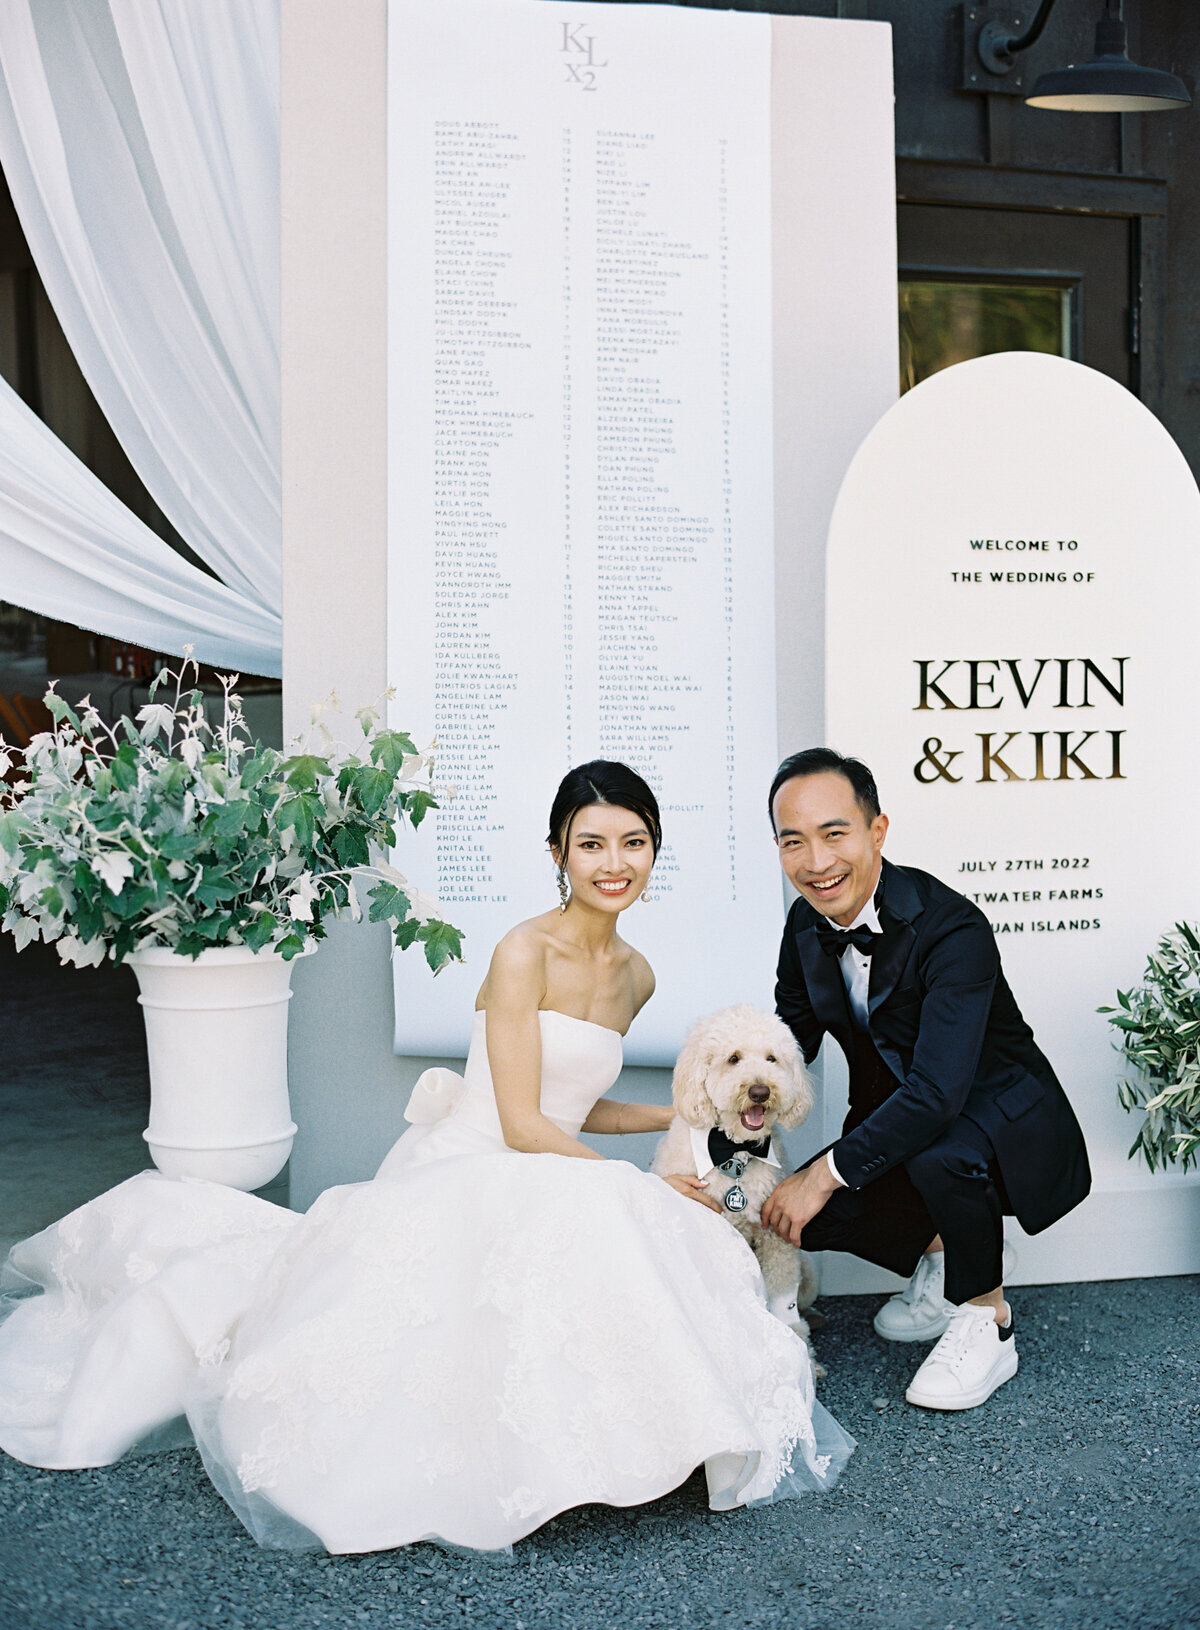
top-left (660, 1174), bottom-right (723, 1214)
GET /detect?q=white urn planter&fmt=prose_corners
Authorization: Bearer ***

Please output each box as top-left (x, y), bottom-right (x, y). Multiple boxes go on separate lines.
top-left (2, 663), bottom-right (460, 1185)
top-left (127, 944), bottom-right (313, 1192)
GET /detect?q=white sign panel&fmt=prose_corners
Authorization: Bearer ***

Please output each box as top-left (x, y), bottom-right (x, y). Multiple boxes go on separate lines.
top-left (388, 0), bottom-right (778, 1063)
top-left (826, 354), bottom-right (1200, 1268)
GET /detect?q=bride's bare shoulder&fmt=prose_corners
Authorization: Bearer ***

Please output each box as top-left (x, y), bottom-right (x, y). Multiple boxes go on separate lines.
top-left (476, 916), bottom-right (558, 1008)
top-left (495, 912), bottom-right (564, 958)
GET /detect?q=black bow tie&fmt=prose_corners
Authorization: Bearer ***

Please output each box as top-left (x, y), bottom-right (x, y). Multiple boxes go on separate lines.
top-left (707, 1127), bottom-right (772, 1169)
top-left (815, 921), bottom-right (881, 959)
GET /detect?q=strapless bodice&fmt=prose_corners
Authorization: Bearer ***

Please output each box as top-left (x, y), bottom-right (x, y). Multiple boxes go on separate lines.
top-left (448, 1009), bottom-right (624, 1142)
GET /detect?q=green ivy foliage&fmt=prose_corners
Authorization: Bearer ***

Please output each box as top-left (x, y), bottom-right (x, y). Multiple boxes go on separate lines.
top-left (0, 662), bottom-right (462, 974)
top-left (1100, 922), bottom-right (1200, 1173)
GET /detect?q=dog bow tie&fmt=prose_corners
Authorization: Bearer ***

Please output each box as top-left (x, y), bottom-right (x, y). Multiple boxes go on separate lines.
top-left (707, 1127), bottom-right (772, 1168)
top-left (815, 921), bottom-right (881, 959)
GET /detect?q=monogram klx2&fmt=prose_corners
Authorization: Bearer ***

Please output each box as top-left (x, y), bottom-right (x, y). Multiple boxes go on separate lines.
top-left (560, 21), bottom-right (608, 90)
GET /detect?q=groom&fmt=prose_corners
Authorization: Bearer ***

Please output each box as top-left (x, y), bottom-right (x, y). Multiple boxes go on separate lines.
top-left (760, 748), bottom-right (1090, 1410)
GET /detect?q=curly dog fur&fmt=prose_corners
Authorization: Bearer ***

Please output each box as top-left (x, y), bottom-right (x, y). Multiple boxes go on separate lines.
top-left (651, 1005), bottom-right (823, 1370)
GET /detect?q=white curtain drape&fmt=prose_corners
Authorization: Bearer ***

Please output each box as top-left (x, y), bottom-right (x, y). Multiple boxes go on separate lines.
top-left (0, 368), bottom-right (280, 675)
top-left (0, 0), bottom-right (281, 617)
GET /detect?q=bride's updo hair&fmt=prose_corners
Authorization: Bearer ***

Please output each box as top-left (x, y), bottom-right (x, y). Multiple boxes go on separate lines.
top-left (548, 761), bottom-right (662, 858)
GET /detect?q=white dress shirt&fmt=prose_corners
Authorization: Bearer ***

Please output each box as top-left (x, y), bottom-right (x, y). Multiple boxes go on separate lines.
top-left (825, 892), bottom-right (882, 1188)
top-left (689, 1126), bottom-right (781, 1180)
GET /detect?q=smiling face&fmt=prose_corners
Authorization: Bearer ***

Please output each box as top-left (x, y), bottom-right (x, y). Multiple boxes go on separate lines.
top-left (772, 770), bottom-right (888, 926)
top-left (553, 802), bottom-right (655, 915)
top-left (673, 1005), bottom-right (814, 1141)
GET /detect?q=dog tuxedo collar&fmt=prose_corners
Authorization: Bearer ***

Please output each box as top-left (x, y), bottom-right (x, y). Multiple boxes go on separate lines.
top-left (690, 1125), bottom-right (781, 1181)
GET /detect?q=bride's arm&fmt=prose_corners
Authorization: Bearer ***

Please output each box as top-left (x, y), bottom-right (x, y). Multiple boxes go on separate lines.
top-left (579, 950), bottom-right (669, 1134)
top-left (579, 952), bottom-right (670, 1134)
top-left (580, 1100), bottom-right (673, 1135)
top-left (484, 935), bottom-right (606, 1160)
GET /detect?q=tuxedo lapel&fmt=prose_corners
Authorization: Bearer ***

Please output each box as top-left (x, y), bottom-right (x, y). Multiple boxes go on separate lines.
top-left (795, 916), bottom-right (855, 1057)
top-left (867, 860), bottom-right (923, 1019)
top-left (866, 923), bottom-right (914, 1018)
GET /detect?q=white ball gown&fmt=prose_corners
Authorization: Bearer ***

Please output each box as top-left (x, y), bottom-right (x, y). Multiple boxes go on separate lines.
top-left (0, 1009), bottom-right (853, 1553)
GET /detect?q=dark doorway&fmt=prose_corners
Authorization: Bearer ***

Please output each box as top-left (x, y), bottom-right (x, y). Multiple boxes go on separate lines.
top-left (898, 203), bottom-right (1135, 393)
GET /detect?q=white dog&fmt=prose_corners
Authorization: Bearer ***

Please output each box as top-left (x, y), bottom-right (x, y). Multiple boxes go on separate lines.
top-left (651, 1004), bottom-right (822, 1362)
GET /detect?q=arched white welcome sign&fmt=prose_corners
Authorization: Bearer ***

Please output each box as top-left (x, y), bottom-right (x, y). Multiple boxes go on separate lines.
top-left (826, 352), bottom-right (1200, 1285)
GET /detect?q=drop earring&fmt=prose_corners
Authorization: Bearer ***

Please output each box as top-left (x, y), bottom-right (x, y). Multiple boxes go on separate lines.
top-left (557, 869), bottom-right (569, 912)
top-left (641, 875), bottom-right (653, 904)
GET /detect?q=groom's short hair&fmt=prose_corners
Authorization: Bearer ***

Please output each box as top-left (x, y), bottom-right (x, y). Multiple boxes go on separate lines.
top-left (769, 749), bottom-right (881, 828)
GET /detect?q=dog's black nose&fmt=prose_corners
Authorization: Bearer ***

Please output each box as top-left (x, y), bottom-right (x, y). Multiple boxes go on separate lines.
top-left (748, 1083), bottom-right (771, 1104)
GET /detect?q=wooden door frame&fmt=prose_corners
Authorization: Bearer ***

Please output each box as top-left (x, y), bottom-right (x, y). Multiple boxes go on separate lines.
top-left (896, 158), bottom-right (1168, 411)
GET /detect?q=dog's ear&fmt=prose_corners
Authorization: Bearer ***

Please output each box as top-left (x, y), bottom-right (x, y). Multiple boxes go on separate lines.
top-left (773, 1028), bottom-right (816, 1129)
top-left (672, 1023), bottom-right (717, 1127)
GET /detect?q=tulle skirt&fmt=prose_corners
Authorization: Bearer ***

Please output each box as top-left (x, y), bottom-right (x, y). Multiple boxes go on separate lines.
top-left (0, 1134), bottom-right (853, 1553)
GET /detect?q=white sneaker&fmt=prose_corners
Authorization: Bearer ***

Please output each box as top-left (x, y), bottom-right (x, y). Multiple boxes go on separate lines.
top-left (873, 1251), bottom-right (954, 1342)
top-left (904, 1303), bottom-right (1018, 1411)
top-left (873, 1242), bottom-right (1017, 1343)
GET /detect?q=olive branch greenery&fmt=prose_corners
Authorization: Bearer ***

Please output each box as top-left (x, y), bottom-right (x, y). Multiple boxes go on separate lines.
top-left (1099, 922), bottom-right (1200, 1173)
top-left (0, 658), bottom-right (463, 973)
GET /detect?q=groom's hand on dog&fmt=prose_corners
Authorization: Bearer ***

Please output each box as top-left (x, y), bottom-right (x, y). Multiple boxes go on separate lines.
top-left (761, 1162), bottom-right (839, 1246)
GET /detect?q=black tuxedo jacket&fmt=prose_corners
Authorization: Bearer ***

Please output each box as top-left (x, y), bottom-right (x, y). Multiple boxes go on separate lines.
top-left (775, 858), bottom-right (1091, 1235)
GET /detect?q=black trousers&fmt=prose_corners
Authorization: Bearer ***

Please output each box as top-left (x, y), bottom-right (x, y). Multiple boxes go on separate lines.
top-left (801, 1113), bottom-right (1010, 1306)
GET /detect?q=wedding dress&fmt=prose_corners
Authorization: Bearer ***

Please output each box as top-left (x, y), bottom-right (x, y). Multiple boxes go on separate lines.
top-left (0, 1010), bottom-right (853, 1553)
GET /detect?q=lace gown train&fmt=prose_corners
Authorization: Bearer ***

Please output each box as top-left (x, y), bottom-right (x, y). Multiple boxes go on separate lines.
top-left (0, 1011), bottom-right (853, 1552)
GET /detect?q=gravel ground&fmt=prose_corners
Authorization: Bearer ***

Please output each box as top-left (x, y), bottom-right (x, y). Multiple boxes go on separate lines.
top-left (2, 1274), bottom-right (1197, 1630)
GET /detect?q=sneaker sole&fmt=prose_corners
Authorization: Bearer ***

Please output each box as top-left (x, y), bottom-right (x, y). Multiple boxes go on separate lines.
top-left (872, 1311), bottom-right (953, 1343)
top-left (904, 1347), bottom-right (1019, 1411)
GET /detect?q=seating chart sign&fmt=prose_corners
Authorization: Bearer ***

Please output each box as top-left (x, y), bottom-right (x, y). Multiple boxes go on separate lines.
top-left (387, 0), bottom-right (779, 1062)
top-left (826, 353), bottom-right (1200, 1212)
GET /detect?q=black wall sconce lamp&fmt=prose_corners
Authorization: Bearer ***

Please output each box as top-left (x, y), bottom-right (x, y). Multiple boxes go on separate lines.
top-left (960, 0), bottom-right (1191, 111)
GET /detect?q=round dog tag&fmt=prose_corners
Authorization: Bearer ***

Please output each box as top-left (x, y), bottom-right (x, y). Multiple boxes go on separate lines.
top-left (724, 1185), bottom-right (749, 1213)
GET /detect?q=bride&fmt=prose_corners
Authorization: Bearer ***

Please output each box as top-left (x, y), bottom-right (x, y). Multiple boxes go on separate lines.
top-left (0, 759), bottom-right (853, 1553)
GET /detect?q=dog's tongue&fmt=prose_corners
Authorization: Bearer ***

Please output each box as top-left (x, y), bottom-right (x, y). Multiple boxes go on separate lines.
top-left (740, 1106), bottom-right (766, 1133)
